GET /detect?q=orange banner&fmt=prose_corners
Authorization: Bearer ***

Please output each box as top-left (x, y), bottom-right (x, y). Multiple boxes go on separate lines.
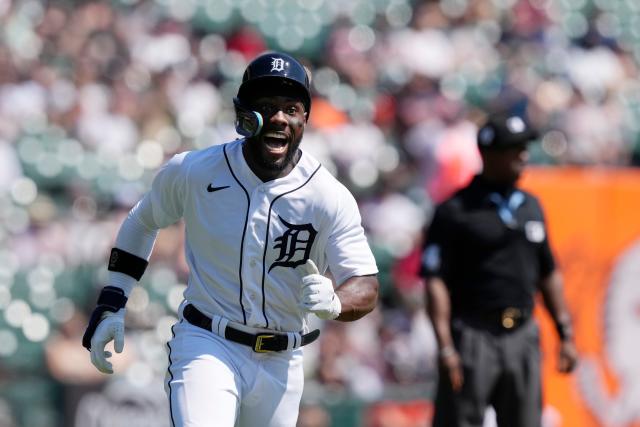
top-left (520, 167), bottom-right (640, 427)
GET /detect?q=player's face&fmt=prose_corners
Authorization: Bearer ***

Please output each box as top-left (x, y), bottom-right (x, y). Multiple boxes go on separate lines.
top-left (244, 95), bottom-right (307, 180)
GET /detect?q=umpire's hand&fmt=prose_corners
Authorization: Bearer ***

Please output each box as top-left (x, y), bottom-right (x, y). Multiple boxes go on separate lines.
top-left (558, 340), bottom-right (578, 373)
top-left (440, 348), bottom-right (464, 392)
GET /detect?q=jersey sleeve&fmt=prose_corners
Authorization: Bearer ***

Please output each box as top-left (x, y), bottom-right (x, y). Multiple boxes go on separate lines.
top-left (146, 152), bottom-right (189, 228)
top-left (325, 186), bottom-right (378, 285)
top-left (420, 202), bottom-right (455, 278)
top-left (107, 153), bottom-right (189, 294)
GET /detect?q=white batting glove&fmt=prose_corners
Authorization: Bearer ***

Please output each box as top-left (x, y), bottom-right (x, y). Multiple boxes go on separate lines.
top-left (90, 309), bottom-right (125, 374)
top-left (300, 260), bottom-right (341, 320)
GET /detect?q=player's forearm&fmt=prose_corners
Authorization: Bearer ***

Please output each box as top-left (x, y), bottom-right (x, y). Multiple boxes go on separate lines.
top-left (108, 197), bottom-right (160, 296)
top-left (425, 277), bottom-right (455, 350)
top-left (539, 270), bottom-right (573, 341)
top-left (334, 275), bottom-right (379, 321)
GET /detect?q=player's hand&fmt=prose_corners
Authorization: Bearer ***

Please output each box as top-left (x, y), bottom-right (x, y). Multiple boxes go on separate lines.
top-left (440, 348), bottom-right (464, 392)
top-left (558, 340), bottom-right (578, 373)
top-left (299, 260), bottom-right (341, 320)
top-left (90, 309), bottom-right (125, 374)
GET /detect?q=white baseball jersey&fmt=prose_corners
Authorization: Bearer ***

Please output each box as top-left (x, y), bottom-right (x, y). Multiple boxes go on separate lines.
top-left (144, 138), bottom-right (377, 333)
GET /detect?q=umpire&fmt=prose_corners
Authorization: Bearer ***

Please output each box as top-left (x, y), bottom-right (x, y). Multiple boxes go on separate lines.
top-left (421, 113), bottom-right (578, 427)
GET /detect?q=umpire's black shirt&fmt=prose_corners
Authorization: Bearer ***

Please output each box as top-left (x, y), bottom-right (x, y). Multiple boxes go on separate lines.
top-left (420, 175), bottom-right (555, 315)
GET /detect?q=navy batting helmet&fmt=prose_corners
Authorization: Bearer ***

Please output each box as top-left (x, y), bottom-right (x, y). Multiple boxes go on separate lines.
top-left (236, 51), bottom-right (311, 116)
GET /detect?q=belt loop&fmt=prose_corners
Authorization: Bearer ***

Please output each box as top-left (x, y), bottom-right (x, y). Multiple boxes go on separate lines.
top-left (287, 332), bottom-right (303, 350)
top-left (178, 300), bottom-right (189, 319)
top-left (210, 313), bottom-right (227, 336)
top-left (216, 317), bottom-right (229, 336)
top-left (286, 332), bottom-right (295, 350)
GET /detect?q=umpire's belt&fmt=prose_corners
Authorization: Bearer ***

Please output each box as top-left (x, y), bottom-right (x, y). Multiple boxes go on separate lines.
top-left (183, 304), bottom-right (320, 352)
top-left (456, 307), bottom-right (531, 332)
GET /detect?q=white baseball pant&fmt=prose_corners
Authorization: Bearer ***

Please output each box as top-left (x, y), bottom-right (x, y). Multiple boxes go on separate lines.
top-left (165, 320), bottom-right (304, 427)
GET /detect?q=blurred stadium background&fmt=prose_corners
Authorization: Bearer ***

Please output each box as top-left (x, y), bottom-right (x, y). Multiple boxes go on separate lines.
top-left (0, 0), bottom-right (639, 426)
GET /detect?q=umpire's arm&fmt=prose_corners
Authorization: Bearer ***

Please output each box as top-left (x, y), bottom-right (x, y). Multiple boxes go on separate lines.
top-left (425, 275), bottom-right (464, 392)
top-left (538, 270), bottom-right (578, 373)
top-left (420, 203), bottom-right (464, 391)
top-left (421, 204), bottom-right (457, 359)
top-left (425, 276), bottom-right (455, 354)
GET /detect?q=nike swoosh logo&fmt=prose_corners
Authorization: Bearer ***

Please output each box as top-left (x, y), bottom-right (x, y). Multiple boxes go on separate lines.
top-left (207, 183), bottom-right (230, 193)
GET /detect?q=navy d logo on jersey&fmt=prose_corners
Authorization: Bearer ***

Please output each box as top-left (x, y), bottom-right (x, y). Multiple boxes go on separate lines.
top-left (269, 216), bottom-right (317, 272)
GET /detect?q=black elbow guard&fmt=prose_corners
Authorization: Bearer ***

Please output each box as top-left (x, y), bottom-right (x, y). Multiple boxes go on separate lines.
top-left (82, 286), bottom-right (128, 351)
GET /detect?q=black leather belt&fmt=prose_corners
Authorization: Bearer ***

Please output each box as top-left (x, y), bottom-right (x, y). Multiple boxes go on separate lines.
top-left (456, 307), bottom-right (531, 332)
top-left (183, 304), bottom-right (320, 352)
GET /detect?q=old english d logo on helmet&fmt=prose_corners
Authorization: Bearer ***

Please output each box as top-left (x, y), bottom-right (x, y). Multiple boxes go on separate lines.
top-left (270, 57), bottom-right (286, 73)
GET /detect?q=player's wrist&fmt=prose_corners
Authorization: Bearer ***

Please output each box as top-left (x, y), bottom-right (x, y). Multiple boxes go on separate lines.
top-left (106, 273), bottom-right (136, 297)
top-left (328, 294), bottom-right (342, 319)
top-left (82, 286), bottom-right (128, 351)
top-left (314, 294), bottom-right (341, 320)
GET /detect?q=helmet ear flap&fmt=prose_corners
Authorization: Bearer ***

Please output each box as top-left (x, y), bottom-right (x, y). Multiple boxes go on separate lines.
top-left (233, 98), bottom-right (263, 138)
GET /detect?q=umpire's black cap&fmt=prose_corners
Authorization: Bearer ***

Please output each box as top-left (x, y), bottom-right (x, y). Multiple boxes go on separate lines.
top-left (477, 113), bottom-right (539, 150)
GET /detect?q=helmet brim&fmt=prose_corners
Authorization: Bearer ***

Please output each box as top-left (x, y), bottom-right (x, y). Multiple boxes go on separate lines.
top-left (238, 76), bottom-right (311, 113)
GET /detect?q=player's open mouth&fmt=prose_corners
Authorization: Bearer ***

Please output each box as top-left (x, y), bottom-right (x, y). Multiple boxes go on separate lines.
top-left (262, 132), bottom-right (288, 155)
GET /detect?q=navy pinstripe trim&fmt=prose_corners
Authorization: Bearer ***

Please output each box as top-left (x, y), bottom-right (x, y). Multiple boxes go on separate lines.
top-left (260, 163), bottom-right (322, 327)
top-left (166, 322), bottom-right (178, 427)
top-left (224, 144), bottom-right (250, 324)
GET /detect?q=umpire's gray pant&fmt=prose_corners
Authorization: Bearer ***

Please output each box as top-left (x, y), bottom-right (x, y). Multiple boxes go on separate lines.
top-left (432, 317), bottom-right (541, 427)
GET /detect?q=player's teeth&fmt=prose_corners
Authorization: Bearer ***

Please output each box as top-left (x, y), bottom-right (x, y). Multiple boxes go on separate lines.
top-left (265, 133), bottom-right (285, 139)
top-left (264, 136), bottom-right (287, 147)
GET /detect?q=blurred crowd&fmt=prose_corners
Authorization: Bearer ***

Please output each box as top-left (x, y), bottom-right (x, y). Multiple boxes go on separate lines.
top-left (0, 0), bottom-right (639, 426)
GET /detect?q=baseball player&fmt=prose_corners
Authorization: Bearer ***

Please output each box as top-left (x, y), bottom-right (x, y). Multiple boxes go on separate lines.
top-left (82, 51), bottom-right (379, 427)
